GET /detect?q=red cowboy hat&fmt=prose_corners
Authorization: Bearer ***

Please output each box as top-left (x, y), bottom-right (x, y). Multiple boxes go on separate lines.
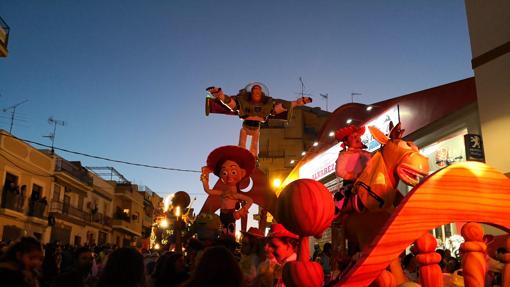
top-left (242, 227), bottom-right (264, 239)
top-left (267, 224), bottom-right (299, 240)
top-left (335, 125), bottom-right (366, 142)
top-left (206, 145), bottom-right (256, 179)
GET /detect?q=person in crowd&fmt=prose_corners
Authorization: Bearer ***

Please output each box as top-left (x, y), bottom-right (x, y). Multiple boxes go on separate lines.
top-left (150, 251), bottom-right (188, 287)
top-left (41, 243), bottom-right (61, 287)
top-left (267, 224), bottom-right (299, 287)
top-left (240, 227), bottom-right (264, 286)
top-left (96, 247), bottom-right (145, 287)
top-left (319, 243), bottom-right (333, 284)
top-left (402, 253), bottom-right (419, 282)
top-left (59, 244), bottom-right (75, 273)
top-left (54, 246), bottom-right (97, 287)
top-left (312, 243), bottom-right (321, 261)
top-left (253, 237), bottom-right (281, 287)
top-left (185, 238), bottom-right (204, 272)
top-left (0, 237), bottom-right (44, 287)
top-left (181, 246), bottom-right (243, 287)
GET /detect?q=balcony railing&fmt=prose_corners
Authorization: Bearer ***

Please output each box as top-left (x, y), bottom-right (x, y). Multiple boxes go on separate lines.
top-left (50, 201), bottom-right (112, 227)
top-left (91, 212), bottom-right (112, 227)
top-left (27, 199), bottom-right (48, 219)
top-left (50, 200), bottom-right (91, 222)
top-left (1, 189), bottom-right (25, 212)
top-left (56, 158), bottom-right (93, 186)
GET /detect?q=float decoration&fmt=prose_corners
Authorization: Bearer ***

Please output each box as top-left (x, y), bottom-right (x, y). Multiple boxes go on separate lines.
top-left (276, 178), bottom-right (335, 287)
top-left (415, 232), bottom-right (443, 287)
top-left (334, 162), bottom-right (510, 287)
top-left (460, 222), bottom-right (487, 287)
top-left (205, 82), bottom-right (312, 157)
top-left (200, 145), bottom-right (256, 236)
top-left (199, 148), bottom-right (277, 234)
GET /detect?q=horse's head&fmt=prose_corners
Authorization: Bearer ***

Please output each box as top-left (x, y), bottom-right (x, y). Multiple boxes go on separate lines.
top-left (369, 122), bottom-right (429, 186)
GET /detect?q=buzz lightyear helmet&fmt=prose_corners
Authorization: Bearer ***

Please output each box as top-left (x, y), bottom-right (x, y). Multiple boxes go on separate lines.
top-left (244, 82), bottom-right (269, 97)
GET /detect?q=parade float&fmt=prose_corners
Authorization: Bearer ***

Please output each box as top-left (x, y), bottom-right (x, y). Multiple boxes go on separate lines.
top-left (200, 82), bottom-right (510, 286)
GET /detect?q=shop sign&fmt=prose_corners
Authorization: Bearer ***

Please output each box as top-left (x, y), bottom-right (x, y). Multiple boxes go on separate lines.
top-left (464, 134), bottom-right (485, 162)
top-left (299, 143), bottom-right (342, 180)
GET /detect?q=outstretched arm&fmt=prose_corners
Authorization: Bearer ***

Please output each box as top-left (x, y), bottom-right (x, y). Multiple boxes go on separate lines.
top-left (206, 87), bottom-right (237, 110)
top-left (200, 167), bottom-right (222, 196)
top-left (273, 97), bottom-right (313, 114)
top-left (291, 96), bottom-right (313, 108)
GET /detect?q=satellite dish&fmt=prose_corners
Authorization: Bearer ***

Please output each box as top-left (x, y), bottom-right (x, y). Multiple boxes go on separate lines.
top-left (172, 191), bottom-right (191, 208)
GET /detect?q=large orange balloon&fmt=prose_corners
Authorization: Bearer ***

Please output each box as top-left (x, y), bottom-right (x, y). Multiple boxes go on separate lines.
top-left (276, 179), bottom-right (335, 237)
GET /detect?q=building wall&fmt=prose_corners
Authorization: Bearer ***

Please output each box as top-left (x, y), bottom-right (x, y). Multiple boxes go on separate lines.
top-left (0, 131), bottom-right (54, 243)
top-left (259, 106), bottom-right (330, 193)
top-left (465, 0), bottom-right (510, 174)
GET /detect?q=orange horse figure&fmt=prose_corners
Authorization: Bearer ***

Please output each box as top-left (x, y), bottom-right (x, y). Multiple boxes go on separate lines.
top-left (339, 122), bottom-right (429, 284)
top-left (345, 122), bottom-right (430, 214)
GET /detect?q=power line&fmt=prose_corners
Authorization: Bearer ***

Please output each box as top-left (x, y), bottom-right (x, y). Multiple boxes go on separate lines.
top-left (3, 133), bottom-right (201, 173)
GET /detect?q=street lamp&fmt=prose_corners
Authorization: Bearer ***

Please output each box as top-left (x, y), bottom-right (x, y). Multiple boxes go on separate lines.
top-left (272, 178), bottom-right (282, 189)
top-left (159, 218), bottom-right (169, 229)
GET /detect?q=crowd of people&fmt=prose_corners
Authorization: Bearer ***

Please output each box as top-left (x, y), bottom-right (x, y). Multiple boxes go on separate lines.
top-left (0, 226), bottom-right (507, 287)
top-left (0, 223), bottom-right (333, 287)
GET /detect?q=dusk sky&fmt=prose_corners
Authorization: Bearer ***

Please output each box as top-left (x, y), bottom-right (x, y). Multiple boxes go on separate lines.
top-left (0, 0), bottom-right (473, 221)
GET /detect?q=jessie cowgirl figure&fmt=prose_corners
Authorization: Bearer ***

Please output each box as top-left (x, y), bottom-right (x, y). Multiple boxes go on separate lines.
top-left (200, 145), bottom-right (256, 236)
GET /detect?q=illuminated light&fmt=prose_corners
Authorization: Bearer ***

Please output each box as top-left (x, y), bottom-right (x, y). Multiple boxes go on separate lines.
top-left (346, 119), bottom-right (353, 124)
top-left (290, 160), bottom-right (295, 164)
top-left (159, 218), bottom-right (169, 229)
top-left (175, 206), bottom-right (181, 217)
top-left (154, 243), bottom-right (160, 250)
top-left (235, 230), bottom-right (242, 242)
top-left (329, 131), bottom-right (335, 137)
top-left (272, 178), bottom-right (282, 189)
top-left (313, 141), bottom-right (319, 147)
top-left (366, 106), bottom-right (373, 111)
top-left (163, 194), bottom-right (175, 212)
top-left (301, 151), bottom-right (306, 156)
top-left (123, 208), bottom-right (130, 214)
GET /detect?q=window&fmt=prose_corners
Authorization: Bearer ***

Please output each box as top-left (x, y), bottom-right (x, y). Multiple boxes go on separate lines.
top-left (4, 172), bottom-right (18, 188)
top-left (132, 212), bottom-right (139, 222)
top-left (31, 184), bottom-right (42, 200)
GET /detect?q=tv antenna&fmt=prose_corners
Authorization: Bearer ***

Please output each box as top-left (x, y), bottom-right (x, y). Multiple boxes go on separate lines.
top-left (351, 92), bottom-right (362, 103)
top-left (2, 99), bottom-right (29, 133)
top-left (44, 117), bottom-right (65, 154)
top-left (295, 77), bottom-right (313, 100)
top-left (320, 93), bottom-right (329, 111)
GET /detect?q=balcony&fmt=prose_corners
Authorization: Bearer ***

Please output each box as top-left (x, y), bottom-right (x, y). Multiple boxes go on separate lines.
top-left (114, 208), bottom-right (131, 222)
top-left (91, 212), bottom-right (112, 227)
top-left (0, 16), bottom-right (9, 57)
top-left (1, 189), bottom-right (25, 213)
top-left (56, 158), bottom-right (93, 186)
top-left (50, 200), bottom-right (91, 223)
top-left (27, 199), bottom-right (48, 219)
